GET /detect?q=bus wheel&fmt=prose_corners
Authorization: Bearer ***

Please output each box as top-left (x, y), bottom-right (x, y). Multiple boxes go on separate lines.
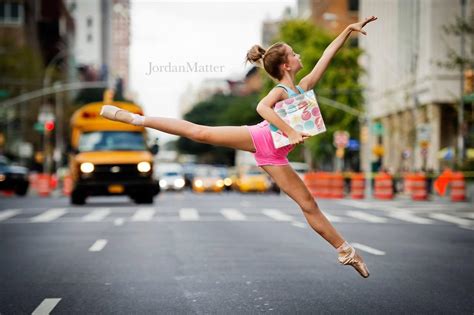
top-left (71, 190), bottom-right (86, 205)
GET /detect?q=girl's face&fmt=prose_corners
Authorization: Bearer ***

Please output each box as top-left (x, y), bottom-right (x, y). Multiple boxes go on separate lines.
top-left (282, 45), bottom-right (303, 74)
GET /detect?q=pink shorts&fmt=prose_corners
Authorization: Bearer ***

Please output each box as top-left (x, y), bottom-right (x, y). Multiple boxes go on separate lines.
top-left (244, 121), bottom-right (296, 166)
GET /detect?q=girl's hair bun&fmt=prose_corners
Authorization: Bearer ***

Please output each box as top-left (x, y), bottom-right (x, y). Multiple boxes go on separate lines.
top-left (246, 45), bottom-right (266, 68)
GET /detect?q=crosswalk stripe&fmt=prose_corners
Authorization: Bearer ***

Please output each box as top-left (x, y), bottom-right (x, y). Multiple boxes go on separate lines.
top-left (114, 218), bottom-right (125, 226)
top-left (262, 209), bottom-right (293, 221)
top-left (82, 208), bottom-right (111, 221)
top-left (180, 208), bottom-right (199, 220)
top-left (429, 213), bottom-right (473, 226)
top-left (351, 243), bottom-right (386, 256)
top-left (346, 211), bottom-right (388, 223)
top-left (220, 208), bottom-right (247, 220)
top-left (89, 239), bottom-right (108, 252)
top-left (30, 209), bottom-right (67, 222)
top-left (0, 209), bottom-right (21, 221)
top-left (321, 211), bottom-right (343, 222)
top-left (387, 212), bottom-right (435, 224)
top-left (462, 213), bottom-right (474, 219)
top-left (32, 298), bottom-right (62, 315)
top-left (291, 221), bottom-right (306, 228)
top-left (131, 208), bottom-right (155, 221)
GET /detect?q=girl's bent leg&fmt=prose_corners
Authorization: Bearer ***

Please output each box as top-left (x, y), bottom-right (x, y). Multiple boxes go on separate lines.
top-left (260, 164), bottom-right (370, 278)
top-left (260, 164), bottom-right (345, 249)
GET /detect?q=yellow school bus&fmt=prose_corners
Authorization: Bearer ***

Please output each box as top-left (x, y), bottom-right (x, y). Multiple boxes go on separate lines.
top-left (69, 100), bottom-right (159, 205)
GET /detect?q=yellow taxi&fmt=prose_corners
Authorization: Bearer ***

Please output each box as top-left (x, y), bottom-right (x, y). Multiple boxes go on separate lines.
top-left (192, 165), bottom-right (225, 193)
top-left (235, 167), bottom-right (272, 193)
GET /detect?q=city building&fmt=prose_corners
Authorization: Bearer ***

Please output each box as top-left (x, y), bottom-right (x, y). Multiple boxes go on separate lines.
top-left (359, 0), bottom-right (473, 172)
top-left (66, 0), bottom-right (130, 89)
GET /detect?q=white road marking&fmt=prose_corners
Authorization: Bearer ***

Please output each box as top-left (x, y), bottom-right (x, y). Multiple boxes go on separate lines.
top-left (114, 218), bottom-right (125, 226)
top-left (82, 208), bottom-right (110, 221)
top-left (31, 298), bottom-right (62, 315)
top-left (321, 211), bottom-right (343, 222)
top-left (262, 209), bottom-right (293, 221)
top-left (429, 213), bottom-right (473, 226)
top-left (131, 208), bottom-right (155, 221)
top-left (387, 212), bottom-right (435, 224)
top-left (30, 209), bottom-right (67, 222)
top-left (220, 208), bottom-right (247, 220)
top-left (291, 221), bottom-right (306, 228)
top-left (0, 209), bottom-right (21, 221)
top-left (346, 211), bottom-right (388, 223)
top-left (89, 239), bottom-right (108, 252)
top-left (462, 213), bottom-right (474, 219)
top-left (180, 208), bottom-right (199, 221)
top-left (351, 243), bottom-right (386, 256)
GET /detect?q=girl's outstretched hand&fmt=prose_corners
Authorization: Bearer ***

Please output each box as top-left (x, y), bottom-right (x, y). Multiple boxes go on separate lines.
top-left (349, 16), bottom-right (378, 35)
top-left (287, 129), bottom-right (311, 145)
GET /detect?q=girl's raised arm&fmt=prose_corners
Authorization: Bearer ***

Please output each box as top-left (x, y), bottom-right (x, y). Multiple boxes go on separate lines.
top-left (299, 16), bottom-right (377, 91)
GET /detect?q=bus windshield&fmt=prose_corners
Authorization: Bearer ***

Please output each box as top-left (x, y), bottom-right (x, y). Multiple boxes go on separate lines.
top-left (79, 131), bottom-right (147, 152)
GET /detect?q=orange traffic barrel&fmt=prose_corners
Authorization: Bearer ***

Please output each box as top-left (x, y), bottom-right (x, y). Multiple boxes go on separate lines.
top-left (451, 172), bottom-right (466, 202)
top-left (374, 172), bottom-right (393, 200)
top-left (403, 173), bottom-right (414, 196)
top-left (351, 173), bottom-right (365, 199)
top-left (304, 172), bottom-right (316, 197)
top-left (62, 175), bottom-right (73, 196)
top-left (411, 172), bottom-right (428, 201)
top-left (37, 174), bottom-right (51, 197)
top-left (29, 173), bottom-right (38, 191)
top-left (329, 172), bottom-right (345, 198)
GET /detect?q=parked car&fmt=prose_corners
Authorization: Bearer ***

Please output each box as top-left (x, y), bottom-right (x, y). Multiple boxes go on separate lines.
top-left (235, 167), bottom-right (272, 193)
top-left (192, 165), bottom-right (225, 193)
top-left (0, 155), bottom-right (29, 196)
top-left (154, 163), bottom-right (186, 191)
top-left (214, 165), bottom-right (234, 191)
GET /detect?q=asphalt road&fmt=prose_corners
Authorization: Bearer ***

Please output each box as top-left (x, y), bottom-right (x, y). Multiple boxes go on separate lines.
top-left (1, 191), bottom-right (473, 314)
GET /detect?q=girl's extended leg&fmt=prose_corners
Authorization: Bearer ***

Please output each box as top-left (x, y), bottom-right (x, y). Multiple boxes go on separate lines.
top-left (144, 116), bottom-right (257, 153)
top-left (260, 164), bottom-right (370, 278)
top-left (101, 106), bottom-right (257, 153)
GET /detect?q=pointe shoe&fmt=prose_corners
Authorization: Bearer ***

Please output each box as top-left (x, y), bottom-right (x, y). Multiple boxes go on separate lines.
top-left (100, 105), bottom-right (144, 126)
top-left (100, 105), bottom-right (122, 120)
top-left (338, 246), bottom-right (370, 278)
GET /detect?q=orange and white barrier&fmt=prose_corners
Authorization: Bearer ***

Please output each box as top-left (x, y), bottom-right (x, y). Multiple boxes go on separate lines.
top-left (451, 172), bottom-right (466, 202)
top-left (374, 172), bottom-right (393, 200)
top-left (37, 174), bottom-right (51, 197)
top-left (62, 175), bottom-right (73, 196)
top-left (411, 173), bottom-right (428, 201)
top-left (329, 173), bottom-right (344, 199)
top-left (350, 173), bottom-right (365, 199)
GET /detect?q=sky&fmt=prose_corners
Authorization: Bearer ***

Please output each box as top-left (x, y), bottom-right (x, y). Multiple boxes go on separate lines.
top-left (129, 0), bottom-right (296, 142)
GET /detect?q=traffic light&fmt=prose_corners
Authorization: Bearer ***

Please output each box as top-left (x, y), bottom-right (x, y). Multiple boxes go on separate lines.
top-left (44, 121), bottom-right (55, 132)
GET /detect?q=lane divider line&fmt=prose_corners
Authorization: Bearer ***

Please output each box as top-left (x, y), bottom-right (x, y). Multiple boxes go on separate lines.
top-left (89, 239), bottom-right (108, 252)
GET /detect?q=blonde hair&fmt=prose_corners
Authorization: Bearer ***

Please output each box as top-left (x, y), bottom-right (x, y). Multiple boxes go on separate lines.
top-left (245, 42), bottom-right (288, 80)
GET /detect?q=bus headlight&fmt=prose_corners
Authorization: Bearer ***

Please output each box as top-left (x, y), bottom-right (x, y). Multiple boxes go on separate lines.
top-left (137, 162), bottom-right (151, 173)
top-left (80, 162), bottom-right (94, 173)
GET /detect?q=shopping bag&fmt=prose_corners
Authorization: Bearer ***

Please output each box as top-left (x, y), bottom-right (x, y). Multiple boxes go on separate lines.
top-left (269, 90), bottom-right (326, 149)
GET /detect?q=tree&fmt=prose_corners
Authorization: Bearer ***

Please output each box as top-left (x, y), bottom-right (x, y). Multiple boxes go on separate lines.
top-left (262, 19), bottom-right (365, 170)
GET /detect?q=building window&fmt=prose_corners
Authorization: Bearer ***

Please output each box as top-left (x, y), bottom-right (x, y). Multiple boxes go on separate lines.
top-left (348, 0), bottom-right (359, 12)
top-left (87, 16), bottom-right (93, 27)
top-left (0, 2), bottom-right (24, 24)
top-left (87, 33), bottom-right (93, 42)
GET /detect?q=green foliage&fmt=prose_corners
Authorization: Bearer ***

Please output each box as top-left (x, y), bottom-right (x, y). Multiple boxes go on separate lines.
top-left (176, 92), bottom-right (261, 165)
top-left (262, 19), bottom-right (365, 169)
